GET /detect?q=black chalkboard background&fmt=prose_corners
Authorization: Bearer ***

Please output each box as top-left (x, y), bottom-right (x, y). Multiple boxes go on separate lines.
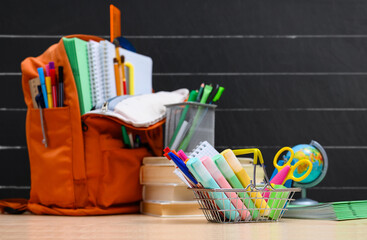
top-left (0, 0), bottom-right (366, 202)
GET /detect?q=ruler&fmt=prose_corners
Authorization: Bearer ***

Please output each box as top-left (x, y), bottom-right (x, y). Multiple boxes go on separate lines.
top-left (28, 77), bottom-right (41, 108)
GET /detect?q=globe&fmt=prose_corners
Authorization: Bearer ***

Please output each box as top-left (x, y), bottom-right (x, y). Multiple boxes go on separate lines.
top-left (284, 144), bottom-right (324, 184)
top-left (283, 140), bottom-right (328, 205)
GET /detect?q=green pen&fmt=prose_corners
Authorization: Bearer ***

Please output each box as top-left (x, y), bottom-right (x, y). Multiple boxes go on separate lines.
top-left (200, 84), bottom-right (213, 104)
top-left (121, 126), bottom-right (131, 148)
top-left (212, 86), bottom-right (225, 103)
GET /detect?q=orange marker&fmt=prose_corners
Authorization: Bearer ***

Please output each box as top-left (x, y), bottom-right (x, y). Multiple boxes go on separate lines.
top-left (114, 58), bottom-right (122, 96)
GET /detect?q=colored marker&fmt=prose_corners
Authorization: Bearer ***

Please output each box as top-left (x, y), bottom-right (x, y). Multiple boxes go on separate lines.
top-left (58, 66), bottom-right (64, 107)
top-left (45, 76), bottom-right (53, 108)
top-left (212, 86), bottom-right (225, 103)
top-left (168, 152), bottom-right (198, 185)
top-left (49, 67), bottom-right (58, 107)
top-left (37, 67), bottom-right (48, 108)
top-left (121, 126), bottom-right (131, 148)
top-left (114, 58), bottom-right (122, 95)
top-left (200, 84), bottom-right (213, 104)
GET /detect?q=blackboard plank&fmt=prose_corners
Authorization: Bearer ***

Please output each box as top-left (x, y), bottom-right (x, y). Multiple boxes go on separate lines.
top-left (2, 37), bottom-right (367, 73)
top-left (2, 108), bottom-right (367, 147)
top-left (0, 149), bottom-right (30, 186)
top-left (154, 75), bottom-right (367, 109)
top-left (6, 74), bottom-right (367, 109)
top-left (215, 111), bottom-right (367, 146)
top-left (0, 111), bottom-right (26, 146)
top-left (2, 0), bottom-right (367, 35)
top-left (133, 38), bottom-right (367, 73)
top-left (0, 189), bottom-right (29, 200)
top-left (0, 76), bottom-right (25, 109)
top-left (307, 189), bottom-right (367, 202)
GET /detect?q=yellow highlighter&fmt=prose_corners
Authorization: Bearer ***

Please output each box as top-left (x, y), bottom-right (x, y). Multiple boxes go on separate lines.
top-left (45, 76), bottom-right (53, 108)
top-left (125, 62), bottom-right (134, 95)
top-left (221, 149), bottom-right (270, 216)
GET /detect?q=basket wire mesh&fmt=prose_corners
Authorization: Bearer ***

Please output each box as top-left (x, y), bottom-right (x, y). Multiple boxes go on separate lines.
top-left (190, 158), bottom-right (301, 223)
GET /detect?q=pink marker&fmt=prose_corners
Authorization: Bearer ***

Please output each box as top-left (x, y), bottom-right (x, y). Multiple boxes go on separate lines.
top-left (45, 64), bottom-right (50, 76)
top-left (177, 150), bottom-right (188, 162)
top-left (200, 156), bottom-right (252, 220)
top-left (263, 166), bottom-right (290, 201)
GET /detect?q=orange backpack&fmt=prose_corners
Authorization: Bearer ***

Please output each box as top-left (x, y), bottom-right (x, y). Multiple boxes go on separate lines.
top-left (0, 35), bottom-right (163, 215)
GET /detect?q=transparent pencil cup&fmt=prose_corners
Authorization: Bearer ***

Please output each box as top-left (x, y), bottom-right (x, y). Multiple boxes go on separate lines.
top-left (165, 102), bottom-right (216, 152)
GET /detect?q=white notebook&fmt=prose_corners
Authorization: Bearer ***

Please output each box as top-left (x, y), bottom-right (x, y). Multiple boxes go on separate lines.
top-left (188, 141), bottom-right (219, 159)
top-left (100, 40), bottom-right (117, 100)
top-left (118, 47), bottom-right (152, 95)
top-left (87, 40), bottom-right (105, 106)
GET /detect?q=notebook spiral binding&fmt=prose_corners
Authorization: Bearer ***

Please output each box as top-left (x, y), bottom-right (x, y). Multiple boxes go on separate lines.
top-left (188, 141), bottom-right (219, 159)
top-left (100, 40), bottom-right (117, 101)
top-left (87, 40), bottom-right (105, 106)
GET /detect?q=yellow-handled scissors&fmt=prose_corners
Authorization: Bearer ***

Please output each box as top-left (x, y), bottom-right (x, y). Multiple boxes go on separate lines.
top-left (272, 147), bottom-right (313, 185)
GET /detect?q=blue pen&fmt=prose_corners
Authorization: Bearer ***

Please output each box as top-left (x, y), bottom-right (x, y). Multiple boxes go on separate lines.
top-left (37, 67), bottom-right (48, 108)
top-left (167, 152), bottom-right (198, 185)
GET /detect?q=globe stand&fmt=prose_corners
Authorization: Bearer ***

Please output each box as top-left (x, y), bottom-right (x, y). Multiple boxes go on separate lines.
top-left (291, 140), bottom-right (328, 206)
top-left (292, 189), bottom-right (319, 206)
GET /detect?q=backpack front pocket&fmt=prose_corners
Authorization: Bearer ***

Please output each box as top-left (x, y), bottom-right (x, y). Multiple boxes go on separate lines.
top-left (27, 107), bottom-right (75, 208)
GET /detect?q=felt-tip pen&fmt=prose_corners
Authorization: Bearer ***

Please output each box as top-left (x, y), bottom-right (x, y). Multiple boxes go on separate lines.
top-left (58, 66), bottom-right (64, 107)
top-left (49, 64), bottom-right (58, 107)
top-left (45, 76), bottom-right (53, 108)
top-left (37, 67), bottom-right (48, 108)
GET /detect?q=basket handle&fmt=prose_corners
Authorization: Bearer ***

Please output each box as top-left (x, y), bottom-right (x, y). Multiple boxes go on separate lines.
top-left (232, 148), bottom-right (270, 187)
top-left (232, 148), bottom-right (264, 165)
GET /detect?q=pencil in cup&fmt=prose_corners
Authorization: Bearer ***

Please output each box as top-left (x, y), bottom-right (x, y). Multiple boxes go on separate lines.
top-left (168, 90), bottom-right (198, 148)
top-left (221, 149), bottom-right (271, 216)
top-left (201, 156), bottom-right (252, 220)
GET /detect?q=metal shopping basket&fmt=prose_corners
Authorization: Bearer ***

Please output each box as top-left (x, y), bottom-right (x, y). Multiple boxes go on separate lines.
top-left (190, 148), bottom-right (301, 223)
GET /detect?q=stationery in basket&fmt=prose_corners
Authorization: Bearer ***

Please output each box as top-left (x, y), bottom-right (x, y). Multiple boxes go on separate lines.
top-left (165, 142), bottom-right (301, 223)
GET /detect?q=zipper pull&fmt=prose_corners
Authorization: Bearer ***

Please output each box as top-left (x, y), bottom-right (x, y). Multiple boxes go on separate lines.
top-left (102, 101), bottom-right (109, 113)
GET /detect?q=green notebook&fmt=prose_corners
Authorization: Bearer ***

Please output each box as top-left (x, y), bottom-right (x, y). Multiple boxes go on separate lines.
top-left (63, 37), bottom-right (92, 115)
top-left (283, 200), bottom-right (367, 221)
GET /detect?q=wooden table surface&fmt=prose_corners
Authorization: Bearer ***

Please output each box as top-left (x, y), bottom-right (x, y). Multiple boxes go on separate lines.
top-left (0, 213), bottom-right (366, 240)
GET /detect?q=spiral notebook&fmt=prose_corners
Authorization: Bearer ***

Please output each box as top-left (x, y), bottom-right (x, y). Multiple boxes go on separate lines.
top-left (87, 40), bottom-right (105, 106)
top-left (99, 40), bottom-right (117, 100)
top-left (87, 40), bottom-right (117, 106)
top-left (188, 141), bottom-right (219, 159)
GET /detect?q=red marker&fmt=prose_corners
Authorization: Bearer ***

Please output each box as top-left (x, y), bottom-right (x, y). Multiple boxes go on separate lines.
top-left (49, 62), bottom-right (58, 107)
